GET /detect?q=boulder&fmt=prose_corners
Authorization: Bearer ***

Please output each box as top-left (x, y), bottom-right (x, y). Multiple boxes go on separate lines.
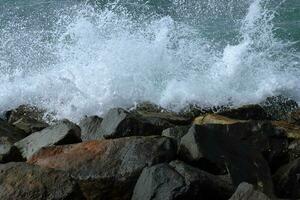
top-left (99, 108), bottom-right (190, 139)
top-left (193, 114), bottom-right (247, 125)
top-left (78, 115), bottom-right (103, 141)
top-left (260, 95), bottom-right (298, 120)
top-left (28, 136), bottom-right (176, 200)
top-left (0, 143), bottom-right (23, 163)
top-left (132, 160), bottom-right (234, 200)
top-left (272, 120), bottom-right (300, 139)
top-left (229, 182), bottom-right (270, 200)
top-left (273, 158), bottom-right (300, 198)
top-left (288, 109), bottom-right (300, 125)
top-left (162, 126), bottom-right (190, 146)
top-left (6, 105), bottom-right (47, 124)
top-left (178, 123), bottom-right (274, 195)
top-left (15, 120), bottom-right (81, 159)
top-left (0, 162), bottom-right (84, 200)
top-left (0, 119), bottom-right (28, 144)
top-left (12, 117), bottom-right (49, 134)
top-left (217, 104), bottom-right (269, 120)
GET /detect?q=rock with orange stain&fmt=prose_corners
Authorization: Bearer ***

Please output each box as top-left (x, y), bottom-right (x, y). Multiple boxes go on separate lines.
top-left (28, 136), bottom-right (176, 200)
top-left (0, 162), bottom-right (84, 200)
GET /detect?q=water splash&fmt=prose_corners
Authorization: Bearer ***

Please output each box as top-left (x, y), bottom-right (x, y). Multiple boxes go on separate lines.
top-left (0, 0), bottom-right (299, 121)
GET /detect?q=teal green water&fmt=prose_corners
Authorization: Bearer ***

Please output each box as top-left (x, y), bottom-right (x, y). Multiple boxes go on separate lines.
top-left (0, 0), bottom-right (299, 120)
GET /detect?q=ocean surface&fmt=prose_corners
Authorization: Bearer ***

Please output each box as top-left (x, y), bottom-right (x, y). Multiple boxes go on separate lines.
top-left (0, 0), bottom-right (299, 121)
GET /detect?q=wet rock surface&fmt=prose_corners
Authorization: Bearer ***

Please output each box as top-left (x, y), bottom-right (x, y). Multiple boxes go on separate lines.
top-left (0, 162), bottom-right (84, 200)
top-left (1, 98), bottom-right (300, 200)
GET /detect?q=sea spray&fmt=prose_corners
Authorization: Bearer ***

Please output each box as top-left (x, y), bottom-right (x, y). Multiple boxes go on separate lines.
top-left (0, 0), bottom-right (299, 121)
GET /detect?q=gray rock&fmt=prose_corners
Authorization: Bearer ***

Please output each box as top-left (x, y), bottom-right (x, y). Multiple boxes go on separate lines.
top-left (229, 182), bottom-right (270, 200)
top-left (131, 163), bottom-right (186, 200)
top-left (0, 162), bottom-right (84, 200)
top-left (79, 115), bottom-right (103, 141)
top-left (99, 108), bottom-right (179, 139)
top-left (132, 160), bottom-right (234, 200)
top-left (162, 126), bottom-right (190, 146)
top-left (273, 158), bottom-right (300, 198)
top-left (13, 117), bottom-right (49, 134)
top-left (28, 136), bottom-right (177, 200)
top-left (178, 123), bottom-right (274, 196)
top-left (15, 120), bottom-right (81, 159)
top-left (0, 119), bottom-right (27, 144)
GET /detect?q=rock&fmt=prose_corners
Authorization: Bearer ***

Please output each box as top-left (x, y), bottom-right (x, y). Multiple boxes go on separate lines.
top-left (130, 101), bottom-right (168, 113)
top-left (193, 114), bottom-right (247, 125)
top-left (12, 117), bottom-right (49, 134)
top-left (178, 123), bottom-right (274, 195)
top-left (0, 144), bottom-right (24, 163)
top-left (0, 162), bottom-right (84, 200)
top-left (229, 182), bottom-right (270, 200)
top-left (217, 104), bottom-right (270, 120)
top-left (288, 109), bottom-right (300, 125)
top-left (169, 160), bottom-right (234, 199)
top-left (79, 115), bottom-right (103, 141)
top-left (288, 140), bottom-right (300, 161)
top-left (0, 119), bottom-right (28, 144)
top-left (99, 108), bottom-right (190, 139)
top-left (261, 95), bottom-right (298, 120)
top-left (15, 120), bottom-right (81, 160)
top-left (273, 158), bottom-right (300, 198)
top-left (132, 160), bottom-right (234, 200)
top-left (28, 136), bottom-right (176, 200)
top-left (162, 126), bottom-right (190, 146)
top-left (6, 105), bottom-right (47, 124)
top-left (272, 120), bottom-right (300, 139)
top-left (131, 163), bottom-right (186, 200)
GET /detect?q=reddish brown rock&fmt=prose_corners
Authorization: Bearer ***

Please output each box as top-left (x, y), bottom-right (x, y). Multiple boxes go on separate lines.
top-left (28, 136), bottom-right (176, 200)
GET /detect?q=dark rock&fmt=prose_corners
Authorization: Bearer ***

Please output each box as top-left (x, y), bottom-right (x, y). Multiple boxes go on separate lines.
top-left (162, 126), bottom-right (190, 146)
top-left (178, 123), bottom-right (274, 195)
top-left (229, 182), bottom-right (270, 200)
top-left (261, 95), bottom-right (298, 120)
top-left (0, 162), bottom-right (84, 200)
top-left (28, 136), bottom-right (176, 200)
top-left (132, 160), bottom-right (234, 200)
top-left (272, 120), bottom-right (300, 139)
top-left (79, 115), bottom-right (103, 141)
top-left (15, 120), bottom-right (81, 159)
top-left (131, 163), bottom-right (186, 200)
top-left (0, 144), bottom-right (24, 163)
top-left (217, 104), bottom-right (270, 120)
top-left (99, 108), bottom-right (190, 139)
top-left (193, 114), bottom-right (247, 125)
top-left (6, 105), bottom-right (47, 124)
top-left (130, 101), bottom-right (168, 113)
top-left (288, 140), bottom-right (300, 161)
top-left (288, 109), bottom-right (300, 125)
top-left (273, 158), bottom-right (300, 198)
top-left (0, 119), bottom-right (28, 144)
top-left (12, 117), bottom-right (49, 134)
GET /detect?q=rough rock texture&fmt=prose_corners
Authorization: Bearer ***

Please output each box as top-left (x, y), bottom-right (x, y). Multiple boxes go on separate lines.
top-left (0, 119), bottom-right (28, 144)
top-left (272, 120), bottom-right (300, 139)
top-left (132, 161), bottom-right (234, 200)
top-left (12, 117), bottom-right (49, 134)
top-left (217, 104), bottom-right (269, 120)
top-left (162, 126), bottom-right (190, 146)
top-left (28, 136), bottom-right (176, 200)
top-left (193, 114), bottom-right (247, 125)
top-left (15, 120), bottom-right (81, 159)
top-left (261, 95), bottom-right (298, 120)
top-left (178, 123), bottom-right (274, 195)
top-left (273, 158), bottom-right (300, 198)
top-left (0, 144), bottom-right (23, 163)
top-left (288, 109), bottom-right (300, 125)
top-left (229, 182), bottom-right (270, 200)
top-left (0, 162), bottom-right (84, 200)
top-left (6, 105), bottom-right (47, 124)
top-left (79, 115), bottom-right (103, 141)
top-left (99, 108), bottom-right (190, 139)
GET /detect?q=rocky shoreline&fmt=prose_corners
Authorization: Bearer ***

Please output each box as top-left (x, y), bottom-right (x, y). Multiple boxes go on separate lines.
top-left (1, 96), bottom-right (300, 200)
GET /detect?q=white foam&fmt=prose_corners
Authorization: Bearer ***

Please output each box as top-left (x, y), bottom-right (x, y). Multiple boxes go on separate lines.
top-left (0, 0), bottom-right (299, 121)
